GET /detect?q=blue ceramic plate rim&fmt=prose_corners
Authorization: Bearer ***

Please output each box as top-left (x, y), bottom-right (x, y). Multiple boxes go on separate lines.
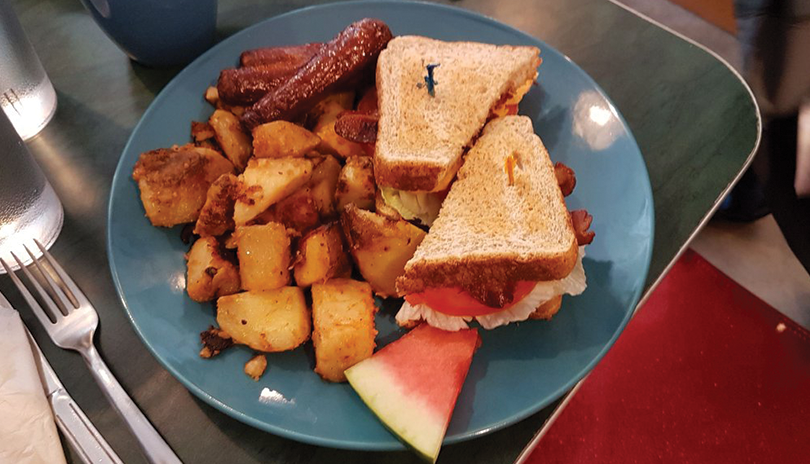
top-left (108, 0), bottom-right (654, 450)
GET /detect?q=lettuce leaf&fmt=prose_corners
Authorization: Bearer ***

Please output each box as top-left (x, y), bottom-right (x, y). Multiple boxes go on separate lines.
top-left (380, 187), bottom-right (443, 226)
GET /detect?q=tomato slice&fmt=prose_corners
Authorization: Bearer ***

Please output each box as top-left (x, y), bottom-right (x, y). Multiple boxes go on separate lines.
top-left (405, 281), bottom-right (536, 317)
top-left (506, 104), bottom-right (519, 115)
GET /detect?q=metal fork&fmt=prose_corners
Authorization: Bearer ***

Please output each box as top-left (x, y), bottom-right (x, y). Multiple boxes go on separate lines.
top-left (1, 240), bottom-right (182, 464)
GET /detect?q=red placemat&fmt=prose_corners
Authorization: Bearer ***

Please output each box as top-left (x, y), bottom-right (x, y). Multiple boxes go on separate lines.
top-left (526, 249), bottom-right (810, 463)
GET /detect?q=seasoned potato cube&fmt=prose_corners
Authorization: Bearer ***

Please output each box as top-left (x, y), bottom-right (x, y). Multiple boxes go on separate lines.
top-left (335, 156), bottom-right (375, 211)
top-left (221, 232), bottom-right (237, 248)
top-left (204, 86), bottom-right (219, 106)
top-left (235, 223), bottom-right (291, 291)
top-left (186, 236), bottom-right (241, 302)
top-left (191, 121), bottom-right (216, 142)
top-left (244, 354), bottom-right (268, 381)
top-left (309, 91), bottom-right (355, 117)
top-left (341, 205), bottom-right (427, 297)
top-left (217, 288), bottom-right (310, 352)
top-left (254, 187), bottom-right (320, 235)
top-left (374, 189), bottom-right (402, 220)
top-left (196, 139), bottom-right (221, 152)
top-left (308, 155), bottom-right (342, 218)
top-left (312, 99), bottom-right (367, 159)
top-left (233, 157), bottom-right (313, 226)
top-left (314, 116), bottom-right (368, 159)
top-left (252, 121), bottom-right (321, 158)
top-left (293, 223), bottom-right (351, 287)
top-left (194, 173), bottom-right (239, 237)
top-left (226, 105), bottom-right (245, 117)
top-left (192, 121), bottom-right (221, 151)
top-left (209, 109), bottom-right (252, 171)
top-left (311, 279), bottom-right (377, 382)
top-left (207, 87), bottom-right (246, 116)
top-left (132, 144), bottom-right (233, 227)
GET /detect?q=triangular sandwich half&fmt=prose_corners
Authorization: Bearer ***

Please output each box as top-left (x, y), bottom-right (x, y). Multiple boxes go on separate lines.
top-left (374, 36), bottom-right (541, 225)
top-left (395, 115), bottom-right (587, 330)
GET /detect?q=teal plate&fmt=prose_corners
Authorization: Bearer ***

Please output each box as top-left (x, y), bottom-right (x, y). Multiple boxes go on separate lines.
top-left (108, 0), bottom-right (654, 451)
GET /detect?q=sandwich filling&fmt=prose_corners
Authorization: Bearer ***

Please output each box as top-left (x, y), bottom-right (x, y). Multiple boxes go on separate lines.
top-left (380, 188), bottom-right (444, 226)
top-left (396, 247), bottom-right (587, 331)
top-left (489, 78), bottom-right (534, 120)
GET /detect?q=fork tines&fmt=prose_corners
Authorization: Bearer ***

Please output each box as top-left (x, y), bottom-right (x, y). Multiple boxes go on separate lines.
top-left (0, 240), bottom-right (81, 325)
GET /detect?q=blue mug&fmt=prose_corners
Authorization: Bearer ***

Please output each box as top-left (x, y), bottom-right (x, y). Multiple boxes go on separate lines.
top-left (79, 0), bottom-right (218, 68)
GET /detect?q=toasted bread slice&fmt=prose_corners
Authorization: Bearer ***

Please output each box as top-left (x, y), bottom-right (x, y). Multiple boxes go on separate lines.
top-left (397, 116), bottom-right (577, 297)
top-left (374, 36), bottom-right (541, 192)
top-left (529, 295), bottom-right (563, 320)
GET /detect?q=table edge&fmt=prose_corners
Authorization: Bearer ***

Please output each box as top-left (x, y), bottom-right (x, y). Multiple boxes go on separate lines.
top-left (513, 2), bottom-right (763, 461)
top-left (609, 0), bottom-right (762, 313)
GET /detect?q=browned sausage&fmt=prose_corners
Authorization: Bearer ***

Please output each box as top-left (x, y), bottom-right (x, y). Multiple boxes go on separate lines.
top-left (217, 67), bottom-right (297, 106)
top-left (219, 44), bottom-right (324, 106)
top-left (241, 19), bottom-right (393, 129)
top-left (239, 43), bottom-right (321, 68)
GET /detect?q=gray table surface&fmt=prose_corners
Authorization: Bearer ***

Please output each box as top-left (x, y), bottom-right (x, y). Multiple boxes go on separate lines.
top-left (2, 0), bottom-right (759, 463)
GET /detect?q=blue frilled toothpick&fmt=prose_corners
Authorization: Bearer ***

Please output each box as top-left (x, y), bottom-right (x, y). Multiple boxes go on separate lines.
top-left (423, 63), bottom-right (440, 97)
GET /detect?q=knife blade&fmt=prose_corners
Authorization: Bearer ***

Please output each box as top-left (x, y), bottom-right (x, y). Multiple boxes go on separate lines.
top-left (1, 289), bottom-right (124, 464)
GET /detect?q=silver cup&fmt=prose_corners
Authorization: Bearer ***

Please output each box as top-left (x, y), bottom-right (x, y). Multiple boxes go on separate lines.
top-left (0, 0), bottom-right (57, 140)
top-left (0, 109), bottom-right (63, 273)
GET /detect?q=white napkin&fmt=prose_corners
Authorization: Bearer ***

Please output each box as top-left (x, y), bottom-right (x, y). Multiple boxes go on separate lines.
top-left (0, 307), bottom-right (67, 464)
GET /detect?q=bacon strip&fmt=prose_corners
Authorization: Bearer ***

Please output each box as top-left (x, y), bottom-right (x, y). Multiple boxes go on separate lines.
top-left (241, 19), bottom-right (392, 129)
top-left (356, 86), bottom-right (378, 115)
top-left (554, 162), bottom-right (576, 197)
top-left (334, 86), bottom-right (380, 144)
top-left (571, 209), bottom-right (595, 245)
top-left (334, 111), bottom-right (379, 144)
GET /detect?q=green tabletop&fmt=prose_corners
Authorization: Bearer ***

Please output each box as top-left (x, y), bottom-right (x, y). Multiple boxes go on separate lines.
top-left (2, 0), bottom-right (759, 463)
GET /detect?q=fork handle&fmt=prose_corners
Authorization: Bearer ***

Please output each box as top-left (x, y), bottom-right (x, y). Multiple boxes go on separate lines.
top-left (80, 345), bottom-right (183, 464)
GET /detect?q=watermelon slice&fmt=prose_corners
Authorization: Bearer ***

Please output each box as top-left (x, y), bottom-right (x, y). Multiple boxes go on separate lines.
top-left (345, 324), bottom-right (480, 462)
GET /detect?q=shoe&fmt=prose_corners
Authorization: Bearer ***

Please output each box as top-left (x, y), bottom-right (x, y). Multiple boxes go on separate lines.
top-left (715, 169), bottom-right (769, 222)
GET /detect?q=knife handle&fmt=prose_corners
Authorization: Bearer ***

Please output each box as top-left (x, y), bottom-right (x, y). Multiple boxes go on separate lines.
top-left (50, 389), bottom-right (124, 464)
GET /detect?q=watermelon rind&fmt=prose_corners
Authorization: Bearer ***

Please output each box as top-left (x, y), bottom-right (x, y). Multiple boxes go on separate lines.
top-left (345, 359), bottom-right (443, 462)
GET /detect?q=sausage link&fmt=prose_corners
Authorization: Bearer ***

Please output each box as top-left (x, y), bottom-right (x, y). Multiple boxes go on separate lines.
top-left (241, 19), bottom-right (392, 129)
top-left (239, 43), bottom-right (321, 68)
